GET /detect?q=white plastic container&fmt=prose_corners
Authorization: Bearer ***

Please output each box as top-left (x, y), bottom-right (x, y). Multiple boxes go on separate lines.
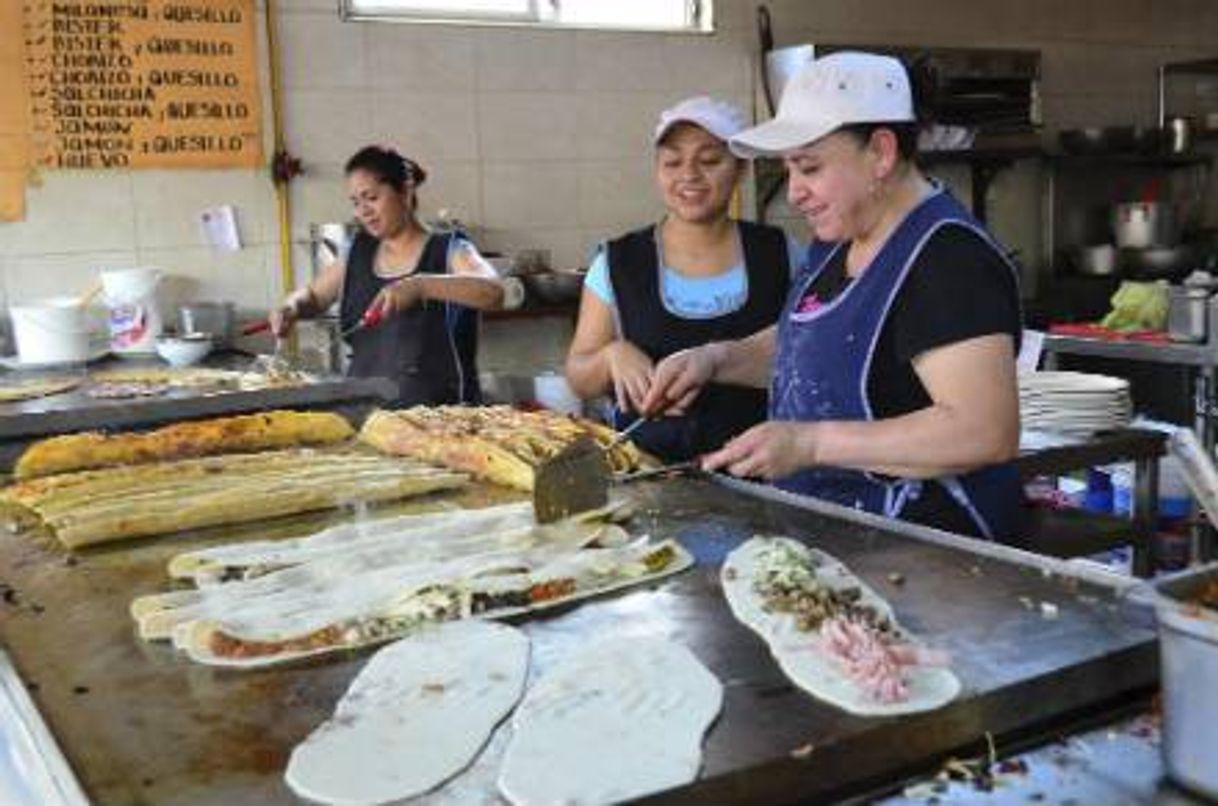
top-left (8, 298), bottom-right (91, 365)
top-left (533, 372), bottom-right (581, 415)
top-left (101, 268), bottom-right (162, 354)
top-left (1152, 563), bottom-right (1218, 799)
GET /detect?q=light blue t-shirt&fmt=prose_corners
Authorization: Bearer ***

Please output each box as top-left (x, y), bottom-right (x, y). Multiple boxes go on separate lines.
top-left (585, 230), bottom-right (804, 319)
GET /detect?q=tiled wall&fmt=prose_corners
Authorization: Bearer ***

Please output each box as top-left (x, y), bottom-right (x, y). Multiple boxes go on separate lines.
top-left (0, 0), bottom-right (1215, 367)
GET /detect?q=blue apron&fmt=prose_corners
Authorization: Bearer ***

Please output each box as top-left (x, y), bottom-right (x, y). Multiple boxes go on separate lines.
top-left (770, 187), bottom-right (1023, 541)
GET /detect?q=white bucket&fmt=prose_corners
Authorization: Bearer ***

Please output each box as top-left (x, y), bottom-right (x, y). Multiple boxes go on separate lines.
top-left (9, 297), bottom-right (91, 364)
top-left (533, 372), bottom-right (581, 415)
top-left (101, 267), bottom-right (162, 354)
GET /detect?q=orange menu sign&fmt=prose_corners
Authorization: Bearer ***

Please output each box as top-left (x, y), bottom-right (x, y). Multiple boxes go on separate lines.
top-left (21, 0), bottom-right (262, 170)
top-left (1, 2), bottom-right (31, 219)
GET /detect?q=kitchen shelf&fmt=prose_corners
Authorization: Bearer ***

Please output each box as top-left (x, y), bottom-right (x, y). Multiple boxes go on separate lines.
top-left (484, 303), bottom-right (577, 322)
top-left (1046, 152), bottom-right (1212, 169)
top-left (919, 146), bottom-right (1044, 166)
top-left (920, 147), bottom-right (1044, 224)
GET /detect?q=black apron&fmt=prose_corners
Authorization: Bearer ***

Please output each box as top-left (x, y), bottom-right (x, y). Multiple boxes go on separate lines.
top-left (341, 230), bottom-right (482, 407)
top-left (607, 221), bottom-right (790, 461)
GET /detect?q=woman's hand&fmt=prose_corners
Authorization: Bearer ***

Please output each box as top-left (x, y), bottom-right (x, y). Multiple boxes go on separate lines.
top-left (370, 276), bottom-right (425, 318)
top-left (604, 341), bottom-right (655, 415)
top-left (269, 287), bottom-right (319, 338)
top-left (642, 344), bottom-right (719, 416)
top-left (268, 303), bottom-right (297, 338)
top-left (701, 421), bottom-right (821, 480)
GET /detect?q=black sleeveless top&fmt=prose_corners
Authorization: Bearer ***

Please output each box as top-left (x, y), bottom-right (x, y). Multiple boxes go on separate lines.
top-left (606, 220), bottom-right (790, 460)
top-left (340, 230), bottom-right (481, 406)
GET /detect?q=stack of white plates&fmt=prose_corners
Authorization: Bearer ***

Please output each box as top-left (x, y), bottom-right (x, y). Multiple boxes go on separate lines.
top-left (1019, 371), bottom-right (1133, 437)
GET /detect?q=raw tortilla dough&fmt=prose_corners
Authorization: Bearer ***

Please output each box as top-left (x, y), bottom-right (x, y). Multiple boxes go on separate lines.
top-left (498, 636), bottom-right (721, 805)
top-left (285, 621), bottom-right (529, 805)
top-left (721, 536), bottom-right (961, 717)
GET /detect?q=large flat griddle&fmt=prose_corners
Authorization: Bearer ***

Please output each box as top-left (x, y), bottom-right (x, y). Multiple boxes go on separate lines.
top-left (0, 475), bottom-right (1156, 804)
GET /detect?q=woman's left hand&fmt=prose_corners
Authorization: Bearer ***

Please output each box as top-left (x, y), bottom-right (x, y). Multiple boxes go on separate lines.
top-left (701, 421), bottom-right (820, 480)
top-left (370, 276), bottom-right (425, 317)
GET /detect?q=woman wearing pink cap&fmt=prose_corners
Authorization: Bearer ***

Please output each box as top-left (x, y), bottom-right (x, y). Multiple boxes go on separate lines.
top-left (644, 54), bottom-right (1024, 540)
top-left (565, 96), bottom-right (800, 462)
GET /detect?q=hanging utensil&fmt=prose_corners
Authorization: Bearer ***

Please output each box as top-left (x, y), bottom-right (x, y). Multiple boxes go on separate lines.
top-left (757, 5), bottom-right (776, 115)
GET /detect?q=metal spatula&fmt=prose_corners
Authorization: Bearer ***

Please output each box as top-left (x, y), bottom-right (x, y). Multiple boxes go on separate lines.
top-left (533, 436), bottom-right (611, 524)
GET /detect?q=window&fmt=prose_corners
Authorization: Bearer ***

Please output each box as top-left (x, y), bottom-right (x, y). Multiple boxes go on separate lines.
top-left (341, 0), bottom-right (713, 33)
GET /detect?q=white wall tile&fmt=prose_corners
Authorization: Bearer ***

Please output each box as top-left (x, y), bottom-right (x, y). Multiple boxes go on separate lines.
top-left (132, 170), bottom-right (276, 250)
top-left (477, 92), bottom-right (582, 161)
top-left (279, 13), bottom-right (368, 89)
top-left (666, 34), bottom-right (752, 97)
top-left (577, 160), bottom-right (662, 232)
top-left (288, 169), bottom-right (354, 244)
top-left (4, 251), bottom-right (138, 304)
top-left (366, 25), bottom-right (477, 91)
top-left (574, 92), bottom-right (672, 159)
top-left (0, 172), bottom-right (137, 256)
top-left (283, 90), bottom-right (374, 166)
top-left (475, 28), bottom-right (579, 92)
top-left (482, 162), bottom-right (579, 229)
top-left (415, 160), bottom-right (482, 229)
top-left (369, 91), bottom-right (479, 162)
top-left (573, 32), bottom-right (674, 91)
top-left (144, 244), bottom-right (280, 312)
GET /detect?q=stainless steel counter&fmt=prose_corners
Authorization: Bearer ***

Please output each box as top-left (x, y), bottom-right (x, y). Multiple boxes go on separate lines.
top-left (0, 351), bottom-right (395, 444)
top-left (1043, 334), bottom-right (1218, 367)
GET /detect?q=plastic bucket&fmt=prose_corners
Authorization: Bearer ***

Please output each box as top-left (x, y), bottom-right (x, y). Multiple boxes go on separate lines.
top-left (9, 297), bottom-right (91, 364)
top-left (101, 267), bottom-right (162, 354)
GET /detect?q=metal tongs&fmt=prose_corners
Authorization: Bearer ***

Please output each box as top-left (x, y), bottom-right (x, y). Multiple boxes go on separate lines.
top-left (606, 416), bottom-right (649, 449)
top-left (339, 306), bottom-right (385, 339)
top-left (240, 319), bottom-right (300, 377)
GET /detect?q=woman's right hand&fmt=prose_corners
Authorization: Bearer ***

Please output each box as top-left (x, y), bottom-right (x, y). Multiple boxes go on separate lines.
top-left (268, 303), bottom-right (298, 338)
top-left (642, 344), bottom-right (719, 416)
top-left (604, 340), bottom-right (655, 415)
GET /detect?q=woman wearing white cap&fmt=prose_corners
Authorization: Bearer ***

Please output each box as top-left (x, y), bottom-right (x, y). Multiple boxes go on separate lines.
top-left (643, 53), bottom-right (1024, 540)
top-left (565, 96), bottom-right (801, 462)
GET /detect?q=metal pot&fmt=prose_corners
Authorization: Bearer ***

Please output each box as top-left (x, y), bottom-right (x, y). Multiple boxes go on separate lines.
top-left (521, 270), bottom-right (585, 305)
top-left (177, 301), bottom-right (235, 347)
top-left (1120, 244), bottom-right (1196, 280)
top-left (1075, 244), bottom-right (1118, 276)
top-left (1168, 285), bottom-right (1210, 342)
top-left (1113, 202), bottom-right (1178, 249)
top-left (308, 222), bottom-right (357, 277)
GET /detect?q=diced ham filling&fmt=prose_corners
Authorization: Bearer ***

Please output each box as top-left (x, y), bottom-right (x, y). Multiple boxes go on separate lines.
top-left (817, 617), bottom-right (948, 704)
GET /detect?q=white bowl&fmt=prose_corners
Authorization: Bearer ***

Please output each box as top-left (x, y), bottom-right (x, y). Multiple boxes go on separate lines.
top-left (155, 333), bottom-right (212, 367)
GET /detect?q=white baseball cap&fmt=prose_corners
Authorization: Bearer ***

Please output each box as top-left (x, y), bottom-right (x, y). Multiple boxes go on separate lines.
top-left (730, 51), bottom-right (914, 158)
top-left (653, 96), bottom-right (749, 146)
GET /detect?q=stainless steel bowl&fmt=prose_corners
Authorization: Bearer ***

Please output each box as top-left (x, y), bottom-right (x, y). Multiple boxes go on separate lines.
top-left (522, 271), bottom-right (585, 305)
top-left (177, 302), bottom-right (235, 347)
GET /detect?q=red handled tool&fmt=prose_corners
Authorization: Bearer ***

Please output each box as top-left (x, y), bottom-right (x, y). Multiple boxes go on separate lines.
top-left (339, 305), bottom-right (385, 338)
top-left (241, 319), bottom-right (272, 336)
